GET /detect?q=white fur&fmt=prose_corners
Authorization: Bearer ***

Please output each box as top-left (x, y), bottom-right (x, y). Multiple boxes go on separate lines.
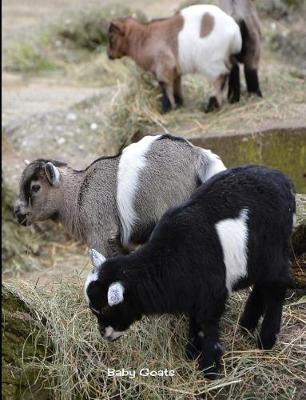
top-left (117, 135), bottom-right (161, 247)
top-left (108, 282), bottom-right (125, 306)
top-left (104, 326), bottom-right (125, 341)
top-left (215, 209), bottom-right (249, 293)
top-left (200, 149), bottom-right (226, 181)
top-left (178, 5), bottom-right (242, 80)
top-left (46, 162), bottom-right (61, 186)
top-left (84, 249), bottom-right (106, 305)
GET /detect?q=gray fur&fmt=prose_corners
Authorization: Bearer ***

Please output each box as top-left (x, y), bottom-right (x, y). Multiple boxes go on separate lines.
top-left (15, 134), bottom-right (225, 257)
top-left (219, 0), bottom-right (261, 69)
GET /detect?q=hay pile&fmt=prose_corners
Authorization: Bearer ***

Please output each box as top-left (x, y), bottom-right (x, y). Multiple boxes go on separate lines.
top-left (3, 278), bottom-right (306, 400)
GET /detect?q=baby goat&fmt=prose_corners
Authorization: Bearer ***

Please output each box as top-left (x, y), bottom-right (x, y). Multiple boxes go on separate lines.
top-left (85, 165), bottom-right (295, 378)
top-left (107, 4), bottom-right (242, 112)
top-left (14, 134), bottom-right (225, 256)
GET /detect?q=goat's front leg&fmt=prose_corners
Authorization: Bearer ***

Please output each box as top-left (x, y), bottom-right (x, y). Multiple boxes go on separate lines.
top-left (197, 319), bottom-right (223, 379)
top-left (205, 73), bottom-right (228, 113)
top-left (159, 81), bottom-right (176, 113)
top-left (174, 75), bottom-right (183, 107)
top-left (186, 316), bottom-right (201, 360)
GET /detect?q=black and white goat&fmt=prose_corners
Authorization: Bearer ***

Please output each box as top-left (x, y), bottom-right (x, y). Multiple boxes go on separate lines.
top-left (85, 165), bottom-right (295, 378)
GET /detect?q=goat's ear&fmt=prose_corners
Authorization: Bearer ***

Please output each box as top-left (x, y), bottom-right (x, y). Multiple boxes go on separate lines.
top-left (44, 162), bottom-right (61, 186)
top-left (107, 282), bottom-right (125, 306)
top-left (89, 249), bottom-right (106, 269)
top-left (109, 21), bottom-right (125, 36)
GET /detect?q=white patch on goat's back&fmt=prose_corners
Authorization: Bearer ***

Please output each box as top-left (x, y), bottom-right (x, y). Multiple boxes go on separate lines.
top-left (215, 209), bottom-right (249, 292)
top-left (178, 5), bottom-right (241, 79)
top-left (117, 135), bottom-right (161, 247)
top-left (199, 149), bottom-right (226, 182)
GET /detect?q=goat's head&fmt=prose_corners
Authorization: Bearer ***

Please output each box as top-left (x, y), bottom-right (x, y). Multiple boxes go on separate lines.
top-left (14, 159), bottom-right (67, 226)
top-left (85, 249), bottom-right (141, 342)
top-left (107, 18), bottom-right (134, 60)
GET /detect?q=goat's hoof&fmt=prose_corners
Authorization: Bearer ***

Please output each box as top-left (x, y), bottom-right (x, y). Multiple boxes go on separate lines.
top-left (204, 96), bottom-right (220, 113)
top-left (199, 360), bottom-right (221, 380)
top-left (174, 96), bottom-right (184, 107)
top-left (257, 334), bottom-right (277, 350)
top-left (239, 316), bottom-right (257, 334)
top-left (186, 341), bottom-right (201, 360)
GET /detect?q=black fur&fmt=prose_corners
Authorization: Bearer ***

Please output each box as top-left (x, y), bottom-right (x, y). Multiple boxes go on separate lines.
top-left (159, 82), bottom-right (172, 113)
top-left (205, 96), bottom-right (220, 113)
top-left (86, 165), bottom-right (295, 378)
top-left (244, 67), bottom-right (262, 97)
top-left (228, 63), bottom-right (240, 103)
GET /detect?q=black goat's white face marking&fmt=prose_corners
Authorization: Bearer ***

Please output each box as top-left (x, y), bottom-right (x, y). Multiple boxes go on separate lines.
top-left (103, 326), bottom-right (125, 341)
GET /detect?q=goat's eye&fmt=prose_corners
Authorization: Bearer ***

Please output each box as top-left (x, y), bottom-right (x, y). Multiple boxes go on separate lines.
top-left (31, 184), bottom-right (41, 193)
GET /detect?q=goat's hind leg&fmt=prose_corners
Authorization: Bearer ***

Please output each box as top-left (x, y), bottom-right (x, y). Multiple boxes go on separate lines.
top-left (228, 63), bottom-right (240, 103)
top-left (240, 284), bottom-right (265, 334)
top-left (258, 284), bottom-right (286, 350)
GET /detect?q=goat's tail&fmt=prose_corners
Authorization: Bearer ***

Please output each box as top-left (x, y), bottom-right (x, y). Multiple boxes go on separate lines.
top-left (196, 148), bottom-right (226, 184)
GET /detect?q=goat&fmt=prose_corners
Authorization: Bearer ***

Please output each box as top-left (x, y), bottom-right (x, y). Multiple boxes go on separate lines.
top-left (219, 0), bottom-right (262, 100)
top-left (85, 165), bottom-right (295, 378)
top-left (107, 4), bottom-right (242, 112)
top-left (14, 134), bottom-right (225, 257)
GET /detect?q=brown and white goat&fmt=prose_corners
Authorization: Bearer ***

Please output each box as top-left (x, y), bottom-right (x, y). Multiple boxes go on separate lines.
top-left (219, 0), bottom-right (262, 99)
top-left (107, 4), bottom-right (242, 112)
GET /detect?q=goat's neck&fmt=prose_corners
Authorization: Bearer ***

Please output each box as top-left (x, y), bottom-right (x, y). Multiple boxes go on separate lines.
top-left (58, 170), bottom-right (85, 241)
top-left (125, 248), bottom-right (173, 315)
top-left (125, 24), bottom-right (153, 70)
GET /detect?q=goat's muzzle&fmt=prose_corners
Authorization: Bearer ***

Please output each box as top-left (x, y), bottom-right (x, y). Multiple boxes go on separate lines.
top-left (107, 48), bottom-right (115, 60)
top-left (14, 204), bottom-right (30, 226)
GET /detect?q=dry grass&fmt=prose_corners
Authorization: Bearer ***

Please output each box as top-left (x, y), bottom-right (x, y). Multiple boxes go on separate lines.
top-left (5, 278), bottom-right (306, 400)
top-left (107, 52), bottom-right (306, 146)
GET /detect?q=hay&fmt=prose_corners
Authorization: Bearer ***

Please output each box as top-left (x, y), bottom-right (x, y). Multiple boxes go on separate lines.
top-left (4, 278), bottom-right (306, 400)
top-left (108, 53), bottom-right (306, 147)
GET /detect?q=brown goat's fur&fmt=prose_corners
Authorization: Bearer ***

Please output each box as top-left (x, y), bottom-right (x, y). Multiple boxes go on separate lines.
top-left (200, 13), bottom-right (215, 38)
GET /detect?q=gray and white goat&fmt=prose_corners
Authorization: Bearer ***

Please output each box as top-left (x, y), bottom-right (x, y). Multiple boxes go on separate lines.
top-left (15, 134), bottom-right (225, 256)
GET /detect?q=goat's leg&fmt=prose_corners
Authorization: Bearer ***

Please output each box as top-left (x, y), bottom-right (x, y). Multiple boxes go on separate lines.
top-left (205, 74), bottom-right (228, 113)
top-left (240, 284), bottom-right (265, 333)
top-left (228, 63), bottom-right (240, 103)
top-left (244, 66), bottom-right (262, 97)
top-left (174, 75), bottom-right (183, 107)
top-left (198, 319), bottom-right (223, 379)
top-left (258, 284), bottom-right (286, 350)
top-left (186, 316), bottom-right (201, 360)
top-left (159, 81), bottom-right (176, 113)
top-left (196, 294), bottom-right (226, 379)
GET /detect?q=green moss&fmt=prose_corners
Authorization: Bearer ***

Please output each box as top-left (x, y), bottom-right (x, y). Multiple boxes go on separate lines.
top-left (191, 128), bottom-right (306, 193)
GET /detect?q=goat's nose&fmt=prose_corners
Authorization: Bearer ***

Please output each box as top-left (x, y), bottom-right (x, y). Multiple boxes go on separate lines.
top-left (107, 48), bottom-right (114, 60)
top-left (14, 205), bottom-right (28, 226)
